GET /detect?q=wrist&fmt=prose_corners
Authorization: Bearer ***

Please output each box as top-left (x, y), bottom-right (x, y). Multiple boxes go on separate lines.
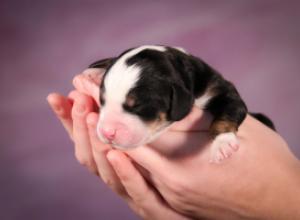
top-left (225, 154), bottom-right (300, 220)
top-left (256, 159), bottom-right (300, 220)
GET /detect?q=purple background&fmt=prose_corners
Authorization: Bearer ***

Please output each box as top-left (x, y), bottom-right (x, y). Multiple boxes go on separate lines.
top-left (1, 0), bottom-right (299, 219)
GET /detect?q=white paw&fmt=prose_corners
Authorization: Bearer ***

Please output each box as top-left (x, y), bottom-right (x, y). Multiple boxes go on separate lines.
top-left (209, 132), bottom-right (239, 163)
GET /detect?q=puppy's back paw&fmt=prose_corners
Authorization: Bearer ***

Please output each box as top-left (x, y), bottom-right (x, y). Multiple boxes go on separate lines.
top-left (209, 132), bottom-right (239, 163)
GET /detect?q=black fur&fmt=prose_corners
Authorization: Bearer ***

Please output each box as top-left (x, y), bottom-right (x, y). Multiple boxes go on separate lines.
top-left (250, 112), bottom-right (276, 130)
top-left (88, 57), bottom-right (116, 69)
top-left (89, 46), bottom-right (275, 132)
top-left (125, 47), bottom-right (248, 132)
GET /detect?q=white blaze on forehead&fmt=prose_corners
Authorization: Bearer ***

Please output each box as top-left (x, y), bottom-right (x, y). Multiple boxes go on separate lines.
top-left (104, 45), bottom-right (166, 105)
top-left (105, 64), bottom-right (141, 104)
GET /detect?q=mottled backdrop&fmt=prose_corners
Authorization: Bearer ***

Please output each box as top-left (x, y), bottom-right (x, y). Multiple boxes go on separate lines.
top-left (1, 0), bottom-right (299, 219)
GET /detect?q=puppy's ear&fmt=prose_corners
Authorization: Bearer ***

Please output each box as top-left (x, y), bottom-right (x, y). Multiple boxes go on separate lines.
top-left (168, 84), bottom-right (194, 121)
top-left (88, 57), bottom-right (117, 69)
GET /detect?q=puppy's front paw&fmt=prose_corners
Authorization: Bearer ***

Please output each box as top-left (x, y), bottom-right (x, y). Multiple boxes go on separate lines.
top-left (209, 132), bottom-right (239, 163)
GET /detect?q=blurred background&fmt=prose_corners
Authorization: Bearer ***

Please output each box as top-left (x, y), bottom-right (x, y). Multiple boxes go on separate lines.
top-left (1, 0), bottom-right (299, 219)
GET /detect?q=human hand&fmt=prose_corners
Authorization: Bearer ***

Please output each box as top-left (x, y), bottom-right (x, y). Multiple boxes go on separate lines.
top-left (47, 69), bottom-right (190, 220)
top-left (48, 69), bottom-right (300, 220)
top-left (126, 115), bottom-right (300, 220)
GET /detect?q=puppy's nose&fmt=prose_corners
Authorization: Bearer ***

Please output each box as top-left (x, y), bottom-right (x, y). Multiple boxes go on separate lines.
top-left (101, 128), bottom-right (116, 141)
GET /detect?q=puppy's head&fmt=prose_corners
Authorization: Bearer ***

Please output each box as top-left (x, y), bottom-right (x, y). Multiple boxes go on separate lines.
top-left (92, 45), bottom-right (195, 149)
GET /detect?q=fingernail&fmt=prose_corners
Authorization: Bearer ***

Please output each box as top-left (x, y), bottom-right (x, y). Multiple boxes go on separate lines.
top-left (73, 77), bottom-right (82, 88)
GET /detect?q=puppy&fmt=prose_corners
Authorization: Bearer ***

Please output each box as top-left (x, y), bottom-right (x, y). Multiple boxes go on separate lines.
top-left (88, 45), bottom-right (275, 163)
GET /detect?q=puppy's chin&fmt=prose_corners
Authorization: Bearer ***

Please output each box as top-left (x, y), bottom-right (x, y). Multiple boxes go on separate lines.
top-left (96, 112), bottom-right (172, 150)
top-left (98, 126), bottom-right (171, 150)
top-left (115, 122), bottom-right (172, 149)
top-left (97, 131), bottom-right (147, 150)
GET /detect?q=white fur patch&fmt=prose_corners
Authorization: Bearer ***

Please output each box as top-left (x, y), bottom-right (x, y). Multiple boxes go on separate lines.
top-left (195, 92), bottom-right (213, 109)
top-left (174, 46), bottom-right (187, 54)
top-left (97, 45), bottom-right (169, 148)
top-left (104, 45), bottom-right (166, 106)
top-left (105, 64), bottom-right (141, 104)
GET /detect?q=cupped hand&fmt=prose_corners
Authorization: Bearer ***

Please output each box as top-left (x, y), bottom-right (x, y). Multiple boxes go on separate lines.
top-left (47, 69), bottom-right (190, 220)
top-left (47, 69), bottom-right (300, 220)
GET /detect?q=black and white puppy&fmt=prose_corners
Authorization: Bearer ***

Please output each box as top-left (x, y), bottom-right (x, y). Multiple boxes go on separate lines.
top-left (88, 45), bottom-right (275, 163)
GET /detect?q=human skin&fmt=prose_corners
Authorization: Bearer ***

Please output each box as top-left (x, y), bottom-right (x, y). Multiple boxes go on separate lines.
top-left (47, 69), bottom-right (300, 220)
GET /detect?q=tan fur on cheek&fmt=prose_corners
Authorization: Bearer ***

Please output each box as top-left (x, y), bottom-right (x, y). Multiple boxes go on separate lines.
top-left (147, 112), bottom-right (168, 133)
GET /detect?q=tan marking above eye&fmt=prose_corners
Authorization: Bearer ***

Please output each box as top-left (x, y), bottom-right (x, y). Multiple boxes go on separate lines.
top-left (158, 112), bottom-right (167, 122)
top-left (125, 95), bottom-right (136, 107)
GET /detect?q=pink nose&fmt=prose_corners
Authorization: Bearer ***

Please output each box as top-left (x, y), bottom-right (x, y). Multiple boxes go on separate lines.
top-left (101, 128), bottom-right (116, 141)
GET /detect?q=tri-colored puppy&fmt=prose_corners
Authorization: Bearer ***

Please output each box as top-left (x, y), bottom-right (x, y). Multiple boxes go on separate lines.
top-left (88, 45), bottom-right (275, 163)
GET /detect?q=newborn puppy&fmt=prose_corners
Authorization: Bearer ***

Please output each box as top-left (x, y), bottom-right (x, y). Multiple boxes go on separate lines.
top-left (88, 45), bottom-right (275, 163)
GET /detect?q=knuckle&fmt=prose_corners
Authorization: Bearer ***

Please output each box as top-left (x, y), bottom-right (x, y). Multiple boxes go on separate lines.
top-left (165, 178), bottom-right (190, 207)
top-left (134, 187), bottom-right (149, 202)
top-left (86, 161), bottom-right (98, 175)
top-left (167, 176), bottom-right (185, 195)
top-left (69, 133), bottom-right (74, 142)
top-left (77, 158), bottom-right (89, 167)
top-left (74, 151), bottom-right (89, 167)
top-left (101, 176), bottom-right (128, 198)
top-left (118, 172), bottom-right (130, 183)
top-left (133, 195), bottom-right (147, 206)
top-left (102, 176), bottom-right (120, 192)
top-left (89, 167), bottom-right (99, 176)
top-left (93, 143), bottom-right (109, 155)
top-left (117, 186), bottom-right (128, 198)
top-left (129, 188), bottom-right (151, 208)
top-left (102, 176), bottom-right (115, 189)
top-left (128, 202), bottom-right (147, 219)
top-left (136, 206), bottom-right (147, 219)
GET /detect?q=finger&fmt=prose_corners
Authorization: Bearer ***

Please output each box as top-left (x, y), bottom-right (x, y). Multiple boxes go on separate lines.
top-left (73, 68), bottom-right (104, 105)
top-left (127, 146), bottom-right (171, 179)
top-left (86, 112), bottom-right (127, 196)
top-left (71, 92), bottom-right (97, 173)
top-left (107, 150), bottom-right (152, 203)
top-left (69, 89), bottom-right (99, 112)
top-left (68, 90), bottom-right (78, 100)
top-left (47, 93), bottom-right (73, 140)
top-left (82, 68), bottom-right (104, 85)
top-left (170, 107), bottom-right (213, 132)
top-left (107, 150), bottom-right (189, 220)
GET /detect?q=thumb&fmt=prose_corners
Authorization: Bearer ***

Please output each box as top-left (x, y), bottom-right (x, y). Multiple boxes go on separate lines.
top-left (107, 150), bottom-right (189, 220)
